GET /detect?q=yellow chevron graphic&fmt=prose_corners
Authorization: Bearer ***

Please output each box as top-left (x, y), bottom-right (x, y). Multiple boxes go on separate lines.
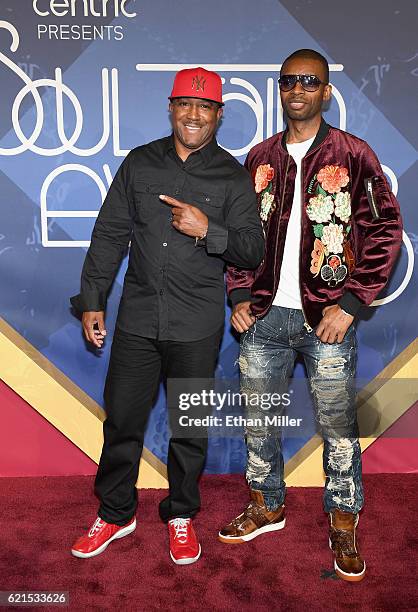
top-left (0, 318), bottom-right (168, 488)
top-left (1, 316), bottom-right (417, 488)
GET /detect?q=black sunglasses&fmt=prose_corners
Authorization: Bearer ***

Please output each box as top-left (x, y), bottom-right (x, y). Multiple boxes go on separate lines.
top-left (278, 74), bottom-right (326, 92)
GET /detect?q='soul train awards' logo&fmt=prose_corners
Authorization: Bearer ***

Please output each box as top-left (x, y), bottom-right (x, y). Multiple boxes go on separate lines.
top-left (33, 0), bottom-right (137, 41)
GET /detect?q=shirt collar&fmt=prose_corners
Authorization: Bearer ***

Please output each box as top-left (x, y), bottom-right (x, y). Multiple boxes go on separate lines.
top-left (281, 117), bottom-right (330, 154)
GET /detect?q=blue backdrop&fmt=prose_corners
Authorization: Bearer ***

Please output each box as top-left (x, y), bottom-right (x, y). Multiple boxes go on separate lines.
top-left (1, 0), bottom-right (417, 473)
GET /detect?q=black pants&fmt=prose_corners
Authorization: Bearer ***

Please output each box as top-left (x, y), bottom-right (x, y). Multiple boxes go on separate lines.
top-left (95, 326), bottom-right (222, 526)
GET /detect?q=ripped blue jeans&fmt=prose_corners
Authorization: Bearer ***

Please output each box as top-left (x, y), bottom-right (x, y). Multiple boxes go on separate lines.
top-left (240, 306), bottom-right (363, 514)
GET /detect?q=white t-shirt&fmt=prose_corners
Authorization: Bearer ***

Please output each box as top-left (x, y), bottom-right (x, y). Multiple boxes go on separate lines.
top-left (273, 136), bottom-right (315, 309)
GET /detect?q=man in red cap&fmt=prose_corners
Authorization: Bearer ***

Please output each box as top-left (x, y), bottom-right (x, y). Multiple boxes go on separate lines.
top-left (70, 67), bottom-right (264, 564)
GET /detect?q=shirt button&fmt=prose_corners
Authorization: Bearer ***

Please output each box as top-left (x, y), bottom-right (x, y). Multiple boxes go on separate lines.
top-left (159, 289), bottom-right (164, 295)
top-left (174, 189), bottom-right (179, 195)
top-left (205, 197), bottom-right (210, 202)
top-left (162, 242), bottom-right (167, 247)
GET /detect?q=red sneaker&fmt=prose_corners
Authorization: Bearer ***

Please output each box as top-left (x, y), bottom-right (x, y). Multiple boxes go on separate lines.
top-left (168, 518), bottom-right (201, 565)
top-left (71, 516), bottom-right (136, 558)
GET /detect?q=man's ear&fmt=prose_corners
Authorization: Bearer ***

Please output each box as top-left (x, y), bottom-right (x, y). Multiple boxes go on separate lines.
top-left (323, 83), bottom-right (332, 103)
top-left (217, 106), bottom-right (223, 122)
top-left (168, 102), bottom-right (174, 112)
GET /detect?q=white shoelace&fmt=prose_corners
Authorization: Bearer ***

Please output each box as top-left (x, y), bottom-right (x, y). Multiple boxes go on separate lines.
top-left (88, 517), bottom-right (105, 537)
top-left (169, 518), bottom-right (190, 543)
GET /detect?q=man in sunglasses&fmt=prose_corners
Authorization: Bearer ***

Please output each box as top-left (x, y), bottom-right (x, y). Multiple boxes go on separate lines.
top-left (219, 49), bottom-right (402, 582)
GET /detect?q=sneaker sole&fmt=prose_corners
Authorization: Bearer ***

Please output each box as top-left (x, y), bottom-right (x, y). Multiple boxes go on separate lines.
top-left (329, 537), bottom-right (366, 582)
top-left (170, 544), bottom-right (201, 565)
top-left (218, 517), bottom-right (286, 544)
top-left (71, 519), bottom-right (137, 559)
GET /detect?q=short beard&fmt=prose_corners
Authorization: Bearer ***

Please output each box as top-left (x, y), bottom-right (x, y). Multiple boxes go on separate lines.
top-left (283, 104), bottom-right (319, 123)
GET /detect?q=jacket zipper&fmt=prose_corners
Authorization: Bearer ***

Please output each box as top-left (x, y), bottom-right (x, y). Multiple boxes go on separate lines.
top-left (255, 127), bottom-right (330, 324)
top-left (366, 178), bottom-right (380, 219)
top-left (299, 159), bottom-right (313, 332)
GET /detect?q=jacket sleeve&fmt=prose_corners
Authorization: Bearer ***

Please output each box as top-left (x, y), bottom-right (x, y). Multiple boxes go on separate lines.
top-left (226, 153), bottom-right (261, 306)
top-left (70, 152), bottom-right (135, 313)
top-left (338, 143), bottom-right (403, 316)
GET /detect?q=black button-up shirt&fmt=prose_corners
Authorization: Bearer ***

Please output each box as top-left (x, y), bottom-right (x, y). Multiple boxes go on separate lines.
top-left (71, 135), bottom-right (264, 341)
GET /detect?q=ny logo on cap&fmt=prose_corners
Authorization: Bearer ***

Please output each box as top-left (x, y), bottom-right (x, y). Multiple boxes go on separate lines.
top-left (192, 75), bottom-right (206, 92)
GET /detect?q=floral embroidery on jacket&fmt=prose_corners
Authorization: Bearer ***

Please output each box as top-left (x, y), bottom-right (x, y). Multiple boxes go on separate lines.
top-left (254, 164), bottom-right (275, 222)
top-left (307, 165), bottom-right (354, 286)
top-left (317, 165), bottom-right (349, 193)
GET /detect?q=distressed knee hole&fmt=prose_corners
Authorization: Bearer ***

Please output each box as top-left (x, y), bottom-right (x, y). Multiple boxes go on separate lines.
top-left (312, 378), bottom-right (347, 406)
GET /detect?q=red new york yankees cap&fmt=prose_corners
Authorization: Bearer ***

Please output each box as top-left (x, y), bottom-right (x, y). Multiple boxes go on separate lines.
top-left (169, 67), bottom-right (224, 105)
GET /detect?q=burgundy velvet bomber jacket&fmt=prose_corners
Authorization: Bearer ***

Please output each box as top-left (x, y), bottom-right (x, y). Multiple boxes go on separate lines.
top-left (226, 120), bottom-right (403, 330)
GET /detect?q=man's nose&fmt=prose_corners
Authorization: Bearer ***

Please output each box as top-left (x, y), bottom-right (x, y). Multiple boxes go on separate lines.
top-left (187, 103), bottom-right (200, 120)
top-left (293, 80), bottom-right (305, 93)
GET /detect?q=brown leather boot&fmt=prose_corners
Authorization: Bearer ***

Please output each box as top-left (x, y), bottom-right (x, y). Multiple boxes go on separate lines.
top-left (329, 509), bottom-right (366, 582)
top-left (218, 490), bottom-right (285, 544)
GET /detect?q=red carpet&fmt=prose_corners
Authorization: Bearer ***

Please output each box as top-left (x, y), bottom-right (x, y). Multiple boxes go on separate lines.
top-left (0, 474), bottom-right (416, 611)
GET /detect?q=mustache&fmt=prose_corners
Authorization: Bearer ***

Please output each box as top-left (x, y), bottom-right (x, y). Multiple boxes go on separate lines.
top-left (287, 96), bottom-right (309, 104)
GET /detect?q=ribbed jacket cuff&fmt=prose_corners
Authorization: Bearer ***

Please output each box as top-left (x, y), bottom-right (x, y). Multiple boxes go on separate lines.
top-left (338, 291), bottom-right (363, 317)
top-left (229, 288), bottom-right (252, 307)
